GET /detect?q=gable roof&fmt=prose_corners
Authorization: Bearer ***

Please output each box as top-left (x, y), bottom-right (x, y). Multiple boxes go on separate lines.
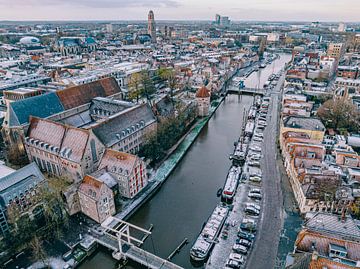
top-left (304, 212), bottom-right (360, 241)
top-left (0, 162), bottom-right (45, 207)
top-left (78, 175), bottom-right (105, 201)
top-left (196, 86), bottom-right (211, 98)
top-left (61, 127), bottom-right (90, 163)
top-left (98, 149), bottom-right (137, 176)
top-left (92, 103), bottom-right (156, 147)
top-left (56, 77), bottom-right (121, 110)
top-left (9, 92), bottom-right (64, 126)
top-left (27, 117), bottom-right (91, 163)
top-left (28, 117), bottom-right (66, 148)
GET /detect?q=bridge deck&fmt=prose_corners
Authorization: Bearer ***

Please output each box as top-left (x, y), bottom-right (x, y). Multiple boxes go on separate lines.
top-left (227, 87), bottom-right (266, 95)
top-left (95, 234), bottom-right (183, 269)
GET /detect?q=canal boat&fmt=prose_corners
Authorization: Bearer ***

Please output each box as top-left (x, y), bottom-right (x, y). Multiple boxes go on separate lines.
top-left (231, 138), bottom-right (248, 166)
top-left (190, 204), bottom-right (229, 262)
top-left (244, 120), bottom-right (255, 137)
top-left (221, 166), bottom-right (242, 203)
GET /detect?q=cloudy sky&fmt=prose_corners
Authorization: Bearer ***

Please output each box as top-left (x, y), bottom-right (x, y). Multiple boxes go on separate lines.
top-left (0, 0), bottom-right (358, 21)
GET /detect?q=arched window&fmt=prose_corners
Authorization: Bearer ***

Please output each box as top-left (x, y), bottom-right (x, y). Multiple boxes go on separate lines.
top-left (90, 139), bottom-right (97, 162)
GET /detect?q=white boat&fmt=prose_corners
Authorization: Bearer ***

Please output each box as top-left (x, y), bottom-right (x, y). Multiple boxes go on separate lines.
top-left (231, 140), bottom-right (248, 165)
top-left (244, 121), bottom-right (255, 137)
top-left (190, 205), bottom-right (229, 262)
top-left (222, 166), bottom-right (242, 203)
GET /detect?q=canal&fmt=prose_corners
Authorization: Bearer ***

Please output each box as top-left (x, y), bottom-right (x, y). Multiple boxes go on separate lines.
top-left (79, 54), bottom-right (291, 269)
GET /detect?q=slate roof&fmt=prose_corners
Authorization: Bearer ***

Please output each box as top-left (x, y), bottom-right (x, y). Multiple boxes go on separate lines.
top-left (92, 103), bottom-right (156, 148)
top-left (305, 212), bottom-right (360, 241)
top-left (56, 77), bottom-right (121, 110)
top-left (0, 162), bottom-right (45, 207)
top-left (9, 92), bottom-right (64, 126)
top-left (284, 116), bottom-right (325, 132)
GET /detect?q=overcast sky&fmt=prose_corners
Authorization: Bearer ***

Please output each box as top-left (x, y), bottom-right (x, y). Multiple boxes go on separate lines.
top-left (0, 0), bottom-right (358, 22)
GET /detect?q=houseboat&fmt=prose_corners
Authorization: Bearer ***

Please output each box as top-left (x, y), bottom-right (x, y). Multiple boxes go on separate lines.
top-left (190, 204), bottom-right (229, 262)
top-left (222, 166), bottom-right (242, 203)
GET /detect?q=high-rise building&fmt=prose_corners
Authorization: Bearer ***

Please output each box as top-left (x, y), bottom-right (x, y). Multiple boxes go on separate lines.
top-left (338, 22), bottom-right (346, 32)
top-left (220, 16), bottom-right (230, 26)
top-left (148, 10), bottom-right (156, 43)
top-left (106, 23), bottom-right (113, 33)
top-left (215, 14), bottom-right (221, 25)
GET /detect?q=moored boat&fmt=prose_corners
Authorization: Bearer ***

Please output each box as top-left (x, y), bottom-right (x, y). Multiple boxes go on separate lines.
top-left (190, 204), bottom-right (229, 262)
top-left (221, 166), bottom-right (241, 203)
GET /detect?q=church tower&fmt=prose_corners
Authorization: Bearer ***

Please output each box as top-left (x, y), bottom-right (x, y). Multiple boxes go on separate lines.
top-left (148, 10), bottom-right (156, 43)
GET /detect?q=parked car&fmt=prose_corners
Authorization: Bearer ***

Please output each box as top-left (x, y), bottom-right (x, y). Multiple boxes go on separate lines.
top-left (258, 121), bottom-right (267, 126)
top-left (245, 206), bottom-right (260, 216)
top-left (229, 253), bottom-right (245, 263)
top-left (237, 238), bottom-right (252, 248)
top-left (250, 188), bottom-right (261, 194)
top-left (250, 146), bottom-right (261, 152)
top-left (226, 259), bottom-right (242, 269)
top-left (237, 231), bottom-right (255, 241)
top-left (249, 154), bottom-right (261, 161)
top-left (232, 245), bottom-right (248, 255)
top-left (249, 176), bottom-right (262, 183)
top-left (245, 202), bottom-right (261, 211)
top-left (253, 137), bottom-right (263, 143)
top-left (248, 160), bottom-right (260, 167)
top-left (248, 192), bottom-right (262, 200)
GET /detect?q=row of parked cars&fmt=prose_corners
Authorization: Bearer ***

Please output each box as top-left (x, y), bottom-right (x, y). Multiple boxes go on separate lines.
top-left (225, 97), bottom-right (269, 269)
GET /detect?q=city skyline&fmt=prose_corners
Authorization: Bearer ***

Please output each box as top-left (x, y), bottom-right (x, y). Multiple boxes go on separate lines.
top-left (0, 0), bottom-right (359, 22)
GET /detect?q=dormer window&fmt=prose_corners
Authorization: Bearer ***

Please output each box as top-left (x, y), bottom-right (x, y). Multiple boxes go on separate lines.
top-left (329, 243), bottom-right (347, 258)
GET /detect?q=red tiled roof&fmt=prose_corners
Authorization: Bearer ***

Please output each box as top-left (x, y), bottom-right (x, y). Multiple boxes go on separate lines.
top-left (56, 77), bottom-right (121, 110)
top-left (310, 257), bottom-right (355, 269)
top-left (296, 230), bottom-right (360, 261)
top-left (196, 86), bottom-right (210, 98)
top-left (99, 149), bottom-right (137, 176)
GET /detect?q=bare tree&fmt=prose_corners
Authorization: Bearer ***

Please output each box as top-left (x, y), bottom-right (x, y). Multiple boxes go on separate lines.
top-left (30, 236), bottom-right (49, 268)
top-left (317, 97), bottom-right (360, 132)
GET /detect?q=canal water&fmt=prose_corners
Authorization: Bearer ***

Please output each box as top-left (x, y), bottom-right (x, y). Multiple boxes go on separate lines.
top-left (80, 54), bottom-right (291, 269)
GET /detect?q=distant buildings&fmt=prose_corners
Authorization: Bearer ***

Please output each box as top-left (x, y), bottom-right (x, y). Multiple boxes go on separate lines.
top-left (55, 37), bottom-right (97, 56)
top-left (106, 23), bottom-right (113, 33)
top-left (214, 14), bottom-right (230, 27)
